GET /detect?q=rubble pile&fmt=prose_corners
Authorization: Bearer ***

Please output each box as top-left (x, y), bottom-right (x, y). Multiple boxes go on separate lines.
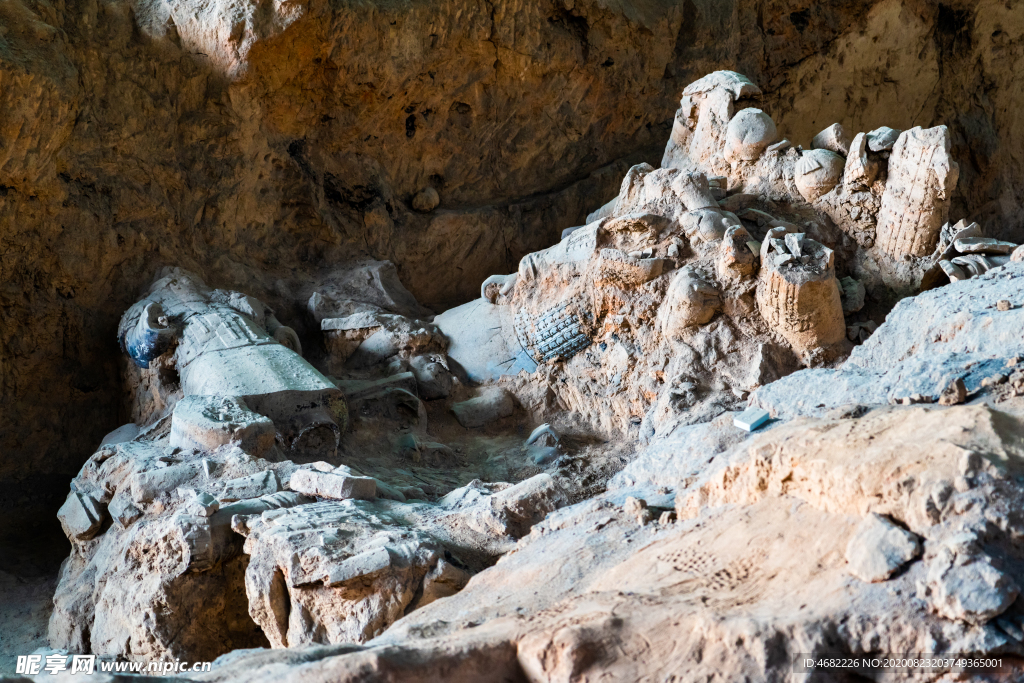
top-left (437, 70), bottom-right (1024, 443)
top-left (37, 70), bottom-right (1024, 681)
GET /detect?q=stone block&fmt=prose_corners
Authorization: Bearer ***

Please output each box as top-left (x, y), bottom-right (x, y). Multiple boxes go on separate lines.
top-left (57, 491), bottom-right (106, 541)
top-left (131, 461), bottom-right (205, 503)
top-left (452, 387), bottom-right (514, 428)
top-left (733, 407), bottom-right (769, 432)
top-left (845, 513), bottom-right (921, 583)
top-left (288, 468), bottom-right (376, 501)
top-left (325, 547), bottom-right (393, 586)
top-left (215, 470), bottom-right (279, 502)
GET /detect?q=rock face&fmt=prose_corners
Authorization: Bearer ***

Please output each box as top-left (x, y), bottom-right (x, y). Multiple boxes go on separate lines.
top-left (124, 400), bottom-right (1024, 682)
top-left (752, 261), bottom-right (1024, 420)
top-left (239, 474), bottom-right (566, 649)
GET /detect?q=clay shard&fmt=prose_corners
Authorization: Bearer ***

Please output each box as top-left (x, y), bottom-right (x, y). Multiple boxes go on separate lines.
top-left (811, 123), bottom-right (851, 156)
top-left (717, 225), bottom-right (757, 280)
top-left (938, 377), bottom-right (967, 406)
top-left (953, 237), bottom-right (1017, 255)
top-left (867, 126), bottom-right (902, 152)
top-left (451, 474), bottom-right (569, 539)
top-left (480, 273), bottom-right (518, 303)
top-left (215, 470), bottom-right (280, 502)
top-left (185, 491), bottom-right (220, 517)
top-left (526, 424), bottom-right (559, 448)
top-left (108, 496), bottom-right (142, 529)
top-left (784, 232), bottom-right (804, 257)
top-left (737, 207), bottom-right (777, 227)
top-left (843, 132), bottom-right (879, 191)
top-left (938, 219), bottom-right (982, 251)
top-left (951, 254), bottom-right (997, 278)
top-left (57, 490), bottom-right (106, 541)
top-left (939, 259), bottom-right (968, 282)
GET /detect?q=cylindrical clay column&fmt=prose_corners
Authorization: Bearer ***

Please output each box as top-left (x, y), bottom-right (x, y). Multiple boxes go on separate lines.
top-left (756, 235), bottom-right (845, 355)
top-left (875, 125), bottom-right (959, 258)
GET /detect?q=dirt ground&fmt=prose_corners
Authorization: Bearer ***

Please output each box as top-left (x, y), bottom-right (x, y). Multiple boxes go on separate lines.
top-left (0, 528), bottom-right (68, 674)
